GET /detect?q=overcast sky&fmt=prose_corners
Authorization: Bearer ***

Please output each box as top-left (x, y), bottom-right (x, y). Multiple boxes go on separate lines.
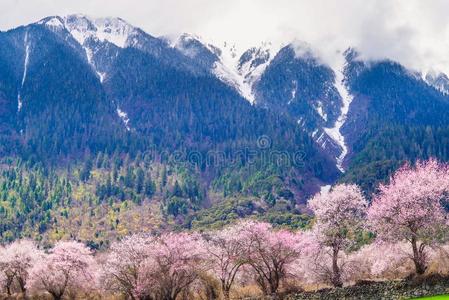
top-left (1, 0), bottom-right (449, 73)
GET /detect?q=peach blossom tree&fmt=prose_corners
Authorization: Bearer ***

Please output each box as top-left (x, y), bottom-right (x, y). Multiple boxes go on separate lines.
top-left (307, 184), bottom-right (367, 287)
top-left (27, 241), bottom-right (97, 300)
top-left (368, 159), bottom-right (449, 275)
top-left (0, 240), bottom-right (42, 296)
top-left (203, 224), bottom-right (250, 300)
top-left (239, 221), bottom-right (304, 295)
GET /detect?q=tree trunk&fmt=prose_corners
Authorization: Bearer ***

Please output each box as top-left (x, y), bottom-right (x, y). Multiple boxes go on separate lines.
top-left (50, 292), bottom-right (63, 300)
top-left (18, 277), bottom-right (27, 295)
top-left (411, 237), bottom-right (426, 275)
top-left (222, 287), bottom-right (231, 300)
top-left (331, 246), bottom-right (343, 287)
top-left (5, 276), bottom-right (13, 296)
top-left (268, 275), bottom-right (280, 296)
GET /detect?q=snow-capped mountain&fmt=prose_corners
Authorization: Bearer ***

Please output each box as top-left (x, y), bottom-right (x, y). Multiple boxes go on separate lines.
top-left (423, 70), bottom-right (449, 95)
top-left (3, 14), bottom-right (449, 187)
top-left (172, 34), bottom-right (279, 103)
top-left (38, 15), bottom-right (167, 84)
top-left (253, 44), bottom-right (347, 168)
top-left (173, 34), bottom-right (356, 170)
top-left (237, 43), bottom-right (274, 89)
top-left (171, 33), bottom-right (220, 70)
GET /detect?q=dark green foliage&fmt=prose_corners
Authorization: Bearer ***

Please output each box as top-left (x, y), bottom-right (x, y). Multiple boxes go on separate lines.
top-left (343, 125), bottom-right (449, 196)
top-left (255, 45), bottom-right (341, 131)
top-left (0, 159), bottom-right (72, 241)
top-left (341, 55), bottom-right (449, 195)
top-left (79, 159), bottom-right (93, 182)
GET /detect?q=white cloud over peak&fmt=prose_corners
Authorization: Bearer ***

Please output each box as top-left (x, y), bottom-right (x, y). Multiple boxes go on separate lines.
top-left (1, 0), bottom-right (449, 74)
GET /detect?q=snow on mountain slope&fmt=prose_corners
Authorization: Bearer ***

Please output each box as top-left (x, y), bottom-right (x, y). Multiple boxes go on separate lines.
top-left (214, 42), bottom-right (280, 103)
top-left (38, 16), bottom-right (65, 29)
top-left (172, 34), bottom-right (279, 104)
top-left (17, 30), bottom-right (31, 112)
top-left (38, 15), bottom-right (141, 131)
top-left (117, 107), bottom-right (131, 131)
top-left (40, 16), bottom-right (278, 105)
top-left (38, 15), bottom-right (140, 83)
top-left (238, 42), bottom-right (275, 84)
top-left (172, 33), bottom-right (220, 62)
top-left (423, 70), bottom-right (449, 95)
top-left (324, 54), bottom-right (353, 172)
top-left (62, 14), bottom-right (137, 48)
top-left (212, 41), bottom-right (257, 103)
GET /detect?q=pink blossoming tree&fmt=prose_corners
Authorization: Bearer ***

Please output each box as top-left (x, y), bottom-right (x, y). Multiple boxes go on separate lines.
top-left (102, 232), bottom-right (207, 300)
top-left (27, 241), bottom-right (97, 300)
top-left (203, 223), bottom-right (251, 300)
top-left (101, 234), bottom-right (154, 300)
top-left (368, 159), bottom-right (449, 275)
top-left (307, 184), bottom-right (367, 287)
top-left (143, 232), bottom-right (207, 300)
top-left (239, 221), bottom-right (303, 295)
top-left (0, 240), bottom-right (42, 296)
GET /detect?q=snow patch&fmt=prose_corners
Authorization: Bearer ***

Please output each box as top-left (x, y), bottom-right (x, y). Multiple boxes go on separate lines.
top-left (21, 32), bottom-right (30, 87)
top-left (59, 15), bottom-right (135, 83)
top-left (18, 31), bottom-right (30, 112)
top-left (212, 42), bottom-right (257, 103)
top-left (63, 15), bottom-right (137, 48)
top-left (209, 41), bottom-right (279, 104)
top-left (288, 80), bottom-right (298, 105)
top-left (324, 55), bottom-right (353, 172)
top-left (315, 101), bottom-right (327, 122)
top-left (423, 70), bottom-right (449, 95)
top-left (117, 107), bottom-right (131, 131)
top-left (17, 96), bottom-right (23, 112)
top-left (85, 47), bottom-right (105, 82)
top-left (39, 17), bottom-right (64, 28)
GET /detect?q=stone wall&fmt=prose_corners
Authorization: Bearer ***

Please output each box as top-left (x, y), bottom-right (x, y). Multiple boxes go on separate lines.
top-left (286, 275), bottom-right (449, 300)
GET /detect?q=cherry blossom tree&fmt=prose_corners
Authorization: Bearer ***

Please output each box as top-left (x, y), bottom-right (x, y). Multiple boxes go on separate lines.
top-left (368, 159), bottom-right (449, 275)
top-left (143, 232), bottom-right (207, 300)
top-left (203, 223), bottom-right (250, 300)
top-left (27, 241), bottom-right (97, 300)
top-left (239, 221), bottom-right (303, 295)
top-left (102, 232), bottom-right (206, 300)
top-left (101, 234), bottom-right (155, 300)
top-left (0, 239), bottom-right (42, 296)
top-left (307, 184), bottom-right (367, 287)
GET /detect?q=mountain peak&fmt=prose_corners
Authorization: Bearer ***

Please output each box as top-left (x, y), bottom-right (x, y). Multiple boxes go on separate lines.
top-left (423, 69), bottom-right (449, 95)
top-left (63, 14), bottom-right (138, 48)
top-left (36, 14), bottom-right (139, 48)
top-left (37, 16), bottom-right (65, 29)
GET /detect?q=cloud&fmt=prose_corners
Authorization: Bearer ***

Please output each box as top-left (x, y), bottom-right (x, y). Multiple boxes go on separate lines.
top-left (1, 0), bottom-right (449, 74)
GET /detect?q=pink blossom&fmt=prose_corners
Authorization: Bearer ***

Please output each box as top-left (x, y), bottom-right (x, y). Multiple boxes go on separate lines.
top-left (368, 159), bottom-right (449, 274)
top-left (237, 220), bottom-right (304, 295)
top-left (143, 232), bottom-right (207, 300)
top-left (0, 240), bottom-right (42, 296)
top-left (306, 184), bottom-right (367, 287)
top-left (27, 241), bottom-right (97, 300)
top-left (101, 234), bottom-right (155, 300)
top-left (348, 241), bottom-right (414, 281)
top-left (102, 232), bottom-right (206, 300)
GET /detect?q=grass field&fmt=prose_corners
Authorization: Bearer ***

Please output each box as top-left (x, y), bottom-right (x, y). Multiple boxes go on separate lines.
top-left (414, 295), bottom-right (449, 299)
